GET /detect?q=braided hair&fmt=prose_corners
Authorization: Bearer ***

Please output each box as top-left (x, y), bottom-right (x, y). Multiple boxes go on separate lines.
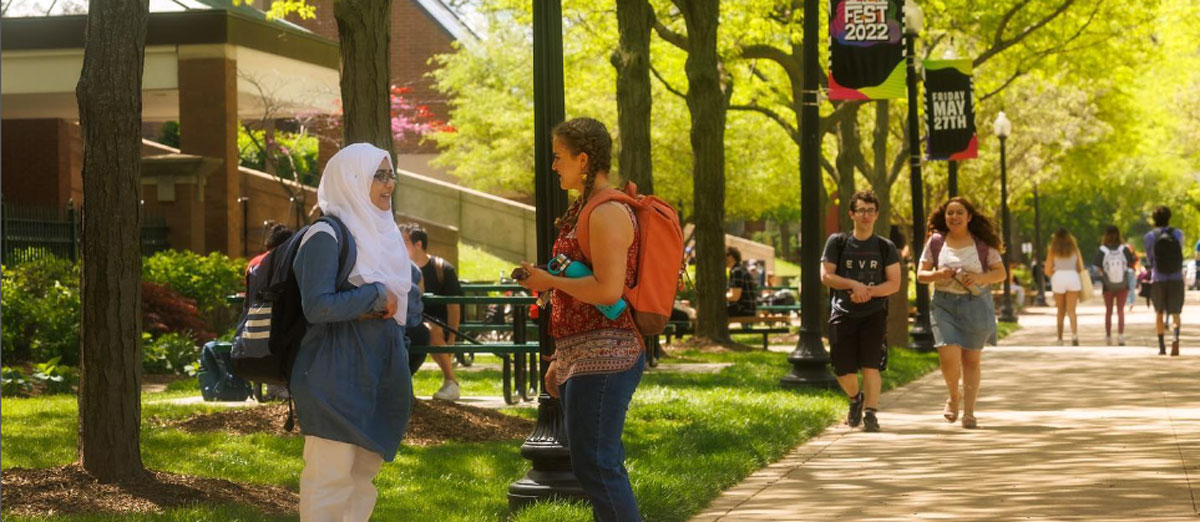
top-left (553, 117), bottom-right (613, 230)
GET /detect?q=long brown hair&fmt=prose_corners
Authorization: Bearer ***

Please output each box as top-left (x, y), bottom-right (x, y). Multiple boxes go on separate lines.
top-left (1050, 227), bottom-right (1078, 257)
top-left (553, 117), bottom-right (613, 230)
top-left (926, 197), bottom-right (1004, 251)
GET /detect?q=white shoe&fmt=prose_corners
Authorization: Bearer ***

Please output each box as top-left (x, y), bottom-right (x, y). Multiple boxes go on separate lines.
top-left (1072, 335), bottom-right (1079, 346)
top-left (433, 380), bottom-right (461, 401)
top-left (1106, 336), bottom-right (1112, 346)
top-left (1118, 335), bottom-right (1125, 346)
top-left (1056, 338), bottom-right (1064, 346)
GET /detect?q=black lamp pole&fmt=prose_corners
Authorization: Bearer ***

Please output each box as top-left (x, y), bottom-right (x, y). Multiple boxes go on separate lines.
top-left (904, 6), bottom-right (935, 352)
top-left (508, 0), bottom-right (585, 511)
top-left (997, 129), bottom-right (1017, 322)
top-left (948, 161), bottom-right (958, 197)
top-left (1032, 183), bottom-right (1048, 306)
top-left (780, 0), bottom-right (837, 389)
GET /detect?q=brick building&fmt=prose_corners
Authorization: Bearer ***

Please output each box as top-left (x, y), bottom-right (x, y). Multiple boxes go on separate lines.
top-left (1, 1), bottom-right (337, 258)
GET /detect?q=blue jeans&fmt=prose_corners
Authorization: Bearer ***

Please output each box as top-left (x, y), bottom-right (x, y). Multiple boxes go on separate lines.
top-left (559, 354), bottom-right (645, 522)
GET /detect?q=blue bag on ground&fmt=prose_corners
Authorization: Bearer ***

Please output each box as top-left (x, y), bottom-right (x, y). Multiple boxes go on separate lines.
top-left (197, 341), bottom-right (252, 402)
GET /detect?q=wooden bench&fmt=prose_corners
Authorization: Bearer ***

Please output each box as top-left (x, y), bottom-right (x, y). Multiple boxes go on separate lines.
top-left (729, 315), bottom-right (793, 350)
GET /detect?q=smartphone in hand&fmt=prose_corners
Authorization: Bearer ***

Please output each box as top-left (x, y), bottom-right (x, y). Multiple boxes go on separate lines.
top-left (511, 267), bottom-right (530, 280)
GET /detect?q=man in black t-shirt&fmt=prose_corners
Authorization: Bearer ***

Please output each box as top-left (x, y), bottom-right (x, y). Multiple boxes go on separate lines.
top-left (726, 247), bottom-right (758, 317)
top-left (820, 191), bottom-right (901, 432)
top-left (403, 225), bottom-right (464, 401)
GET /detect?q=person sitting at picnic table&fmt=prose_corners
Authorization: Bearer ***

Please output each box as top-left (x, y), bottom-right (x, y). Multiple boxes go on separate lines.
top-left (726, 247), bottom-right (757, 317)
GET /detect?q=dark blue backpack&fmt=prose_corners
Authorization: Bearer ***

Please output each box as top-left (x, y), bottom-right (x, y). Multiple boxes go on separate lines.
top-left (198, 341), bottom-right (252, 402)
top-left (231, 216), bottom-right (355, 386)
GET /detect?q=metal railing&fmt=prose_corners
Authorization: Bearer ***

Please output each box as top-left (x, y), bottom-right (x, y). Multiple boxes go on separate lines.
top-left (1, 201), bottom-right (170, 265)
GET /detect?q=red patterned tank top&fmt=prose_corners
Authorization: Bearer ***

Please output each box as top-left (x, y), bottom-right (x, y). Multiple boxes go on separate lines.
top-left (549, 203), bottom-right (644, 387)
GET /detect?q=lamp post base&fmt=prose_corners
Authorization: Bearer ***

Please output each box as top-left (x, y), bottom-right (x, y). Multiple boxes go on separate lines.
top-left (909, 321), bottom-right (936, 352)
top-left (780, 329), bottom-right (838, 389)
top-left (507, 397), bottom-right (588, 512)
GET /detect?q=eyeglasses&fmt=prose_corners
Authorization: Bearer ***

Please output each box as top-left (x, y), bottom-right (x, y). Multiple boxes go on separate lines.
top-left (373, 169), bottom-right (397, 183)
top-left (852, 208), bottom-right (878, 215)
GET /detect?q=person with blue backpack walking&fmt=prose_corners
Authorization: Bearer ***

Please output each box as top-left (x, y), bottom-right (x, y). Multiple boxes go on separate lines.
top-left (289, 144), bottom-right (412, 521)
top-left (1144, 206), bottom-right (1185, 356)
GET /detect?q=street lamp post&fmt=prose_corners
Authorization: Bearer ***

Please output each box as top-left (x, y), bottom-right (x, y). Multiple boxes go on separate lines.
top-left (780, 0), bottom-right (837, 389)
top-left (994, 111), bottom-right (1017, 323)
top-left (904, 1), bottom-right (935, 352)
top-left (1032, 183), bottom-right (1048, 306)
top-left (508, 0), bottom-right (586, 510)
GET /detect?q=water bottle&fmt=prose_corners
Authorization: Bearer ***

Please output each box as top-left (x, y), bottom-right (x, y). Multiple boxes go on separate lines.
top-left (547, 254), bottom-right (627, 320)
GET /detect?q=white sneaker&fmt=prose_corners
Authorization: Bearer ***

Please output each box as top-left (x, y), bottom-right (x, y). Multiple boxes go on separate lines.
top-left (1056, 338), bottom-right (1064, 346)
top-left (1118, 335), bottom-right (1125, 346)
top-left (1106, 336), bottom-right (1113, 346)
top-left (433, 380), bottom-right (461, 401)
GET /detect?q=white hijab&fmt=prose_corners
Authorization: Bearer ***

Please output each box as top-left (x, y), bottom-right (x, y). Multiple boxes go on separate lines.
top-left (317, 143), bottom-right (412, 324)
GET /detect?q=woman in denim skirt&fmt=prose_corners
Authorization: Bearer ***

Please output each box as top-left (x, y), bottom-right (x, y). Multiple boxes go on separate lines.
top-left (917, 197), bottom-right (1008, 429)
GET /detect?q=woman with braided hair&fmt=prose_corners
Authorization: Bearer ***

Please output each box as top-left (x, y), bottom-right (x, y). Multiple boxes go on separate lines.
top-left (517, 117), bottom-right (644, 521)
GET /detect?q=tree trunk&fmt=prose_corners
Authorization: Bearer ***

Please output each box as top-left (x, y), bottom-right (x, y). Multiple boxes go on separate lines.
top-left (835, 103), bottom-right (861, 232)
top-left (74, 0), bottom-right (148, 482)
top-left (678, 0), bottom-right (729, 341)
top-left (871, 101), bottom-right (892, 237)
top-left (335, 0), bottom-right (395, 159)
top-left (612, 0), bottom-right (653, 193)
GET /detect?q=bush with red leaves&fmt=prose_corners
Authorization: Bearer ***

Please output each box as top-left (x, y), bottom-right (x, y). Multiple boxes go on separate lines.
top-left (142, 281), bottom-right (215, 342)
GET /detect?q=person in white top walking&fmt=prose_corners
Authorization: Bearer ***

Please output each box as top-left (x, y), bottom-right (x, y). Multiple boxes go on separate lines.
top-left (1044, 228), bottom-right (1084, 346)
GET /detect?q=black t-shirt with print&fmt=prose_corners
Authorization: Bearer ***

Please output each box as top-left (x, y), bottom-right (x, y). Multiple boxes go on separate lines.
top-left (821, 233), bottom-right (900, 321)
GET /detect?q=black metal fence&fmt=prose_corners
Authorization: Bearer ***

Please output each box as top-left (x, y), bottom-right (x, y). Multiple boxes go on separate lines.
top-left (1, 202), bottom-right (171, 265)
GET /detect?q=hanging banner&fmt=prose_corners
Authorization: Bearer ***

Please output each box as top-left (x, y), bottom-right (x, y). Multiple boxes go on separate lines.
top-left (828, 0), bottom-right (906, 100)
top-left (923, 59), bottom-right (977, 160)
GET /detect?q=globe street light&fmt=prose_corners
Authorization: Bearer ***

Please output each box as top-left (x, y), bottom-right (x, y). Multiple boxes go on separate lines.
top-left (905, 0), bottom-right (935, 351)
top-left (994, 111), bottom-right (1018, 323)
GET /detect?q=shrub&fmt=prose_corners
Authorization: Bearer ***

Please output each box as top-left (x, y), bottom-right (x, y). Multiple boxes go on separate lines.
top-left (30, 356), bottom-right (78, 395)
top-left (142, 332), bottom-right (201, 375)
top-left (1, 257), bottom-right (81, 364)
top-left (2, 367), bottom-right (34, 397)
top-left (142, 281), bottom-right (214, 341)
top-left (143, 250), bottom-right (246, 332)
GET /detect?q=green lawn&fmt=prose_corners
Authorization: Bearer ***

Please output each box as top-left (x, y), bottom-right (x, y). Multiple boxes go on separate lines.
top-left (2, 348), bottom-right (938, 521)
top-left (456, 242), bottom-right (515, 282)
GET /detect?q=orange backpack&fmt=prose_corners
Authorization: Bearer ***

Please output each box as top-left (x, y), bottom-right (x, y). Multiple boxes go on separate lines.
top-left (577, 181), bottom-right (685, 335)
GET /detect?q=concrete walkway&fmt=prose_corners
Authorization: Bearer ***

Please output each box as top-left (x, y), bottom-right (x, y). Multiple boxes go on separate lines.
top-left (695, 291), bottom-right (1200, 521)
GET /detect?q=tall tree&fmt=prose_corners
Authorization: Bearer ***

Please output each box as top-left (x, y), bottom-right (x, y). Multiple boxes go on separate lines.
top-left (611, 0), bottom-right (653, 192)
top-left (335, 0), bottom-right (395, 158)
top-left (74, 0), bottom-right (149, 482)
top-left (655, 0), bottom-right (731, 340)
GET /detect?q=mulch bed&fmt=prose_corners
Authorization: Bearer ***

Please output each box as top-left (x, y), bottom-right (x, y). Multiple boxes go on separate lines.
top-left (0, 464), bottom-right (297, 517)
top-left (156, 399), bottom-right (535, 446)
top-left (2, 401), bottom-right (536, 517)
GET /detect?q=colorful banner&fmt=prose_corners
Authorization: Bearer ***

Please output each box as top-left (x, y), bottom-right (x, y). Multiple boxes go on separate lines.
top-left (828, 0), bottom-right (906, 100)
top-left (923, 59), bottom-right (977, 160)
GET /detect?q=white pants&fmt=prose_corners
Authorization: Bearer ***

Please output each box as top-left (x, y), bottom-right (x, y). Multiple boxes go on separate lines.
top-left (299, 436), bottom-right (384, 522)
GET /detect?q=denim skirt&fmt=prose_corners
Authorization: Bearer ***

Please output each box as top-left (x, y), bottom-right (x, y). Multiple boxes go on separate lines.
top-left (930, 291), bottom-right (997, 350)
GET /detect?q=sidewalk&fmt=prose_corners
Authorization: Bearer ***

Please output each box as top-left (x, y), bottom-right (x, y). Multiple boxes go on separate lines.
top-left (694, 292), bottom-right (1200, 521)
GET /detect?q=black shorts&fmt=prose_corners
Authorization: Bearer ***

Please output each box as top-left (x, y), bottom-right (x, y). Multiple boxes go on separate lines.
top-left (1151, 279), bottom-right (1185, 314)
top-left (829, 311), bottom-right (887, 376)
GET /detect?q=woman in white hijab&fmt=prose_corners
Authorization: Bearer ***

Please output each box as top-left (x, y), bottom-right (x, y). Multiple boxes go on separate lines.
top-left (289, 143), bottom-right (414, 522)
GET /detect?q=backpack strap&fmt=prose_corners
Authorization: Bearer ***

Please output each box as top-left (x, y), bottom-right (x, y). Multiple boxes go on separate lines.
top-left (927, 233), bottom-right (946, 268)
top-left (316, 216), bottom-right (356, 288)
top-left (433, 256), bottom-right (445, 287)
top-left (576, 181), bottom-right (640, 262)
top-left (975, 238), bottom-right (990, 271)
